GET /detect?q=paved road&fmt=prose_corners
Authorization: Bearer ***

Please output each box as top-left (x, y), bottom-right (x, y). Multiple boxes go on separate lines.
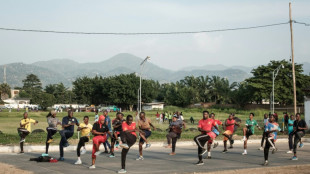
top-left (0, 142), bottom-right (309, 174)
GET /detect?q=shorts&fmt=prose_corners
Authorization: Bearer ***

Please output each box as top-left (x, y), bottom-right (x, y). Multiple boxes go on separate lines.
top-left (111, 131), bottom-right (121, 143)
top-left (140, 130), bottom-right (152, 143)
top-left (207, 132), bottom-right (216, 143)
top-left (223, 130), bottom-right (233, 141)
top-left (246, 129), bottom-right (253, 139)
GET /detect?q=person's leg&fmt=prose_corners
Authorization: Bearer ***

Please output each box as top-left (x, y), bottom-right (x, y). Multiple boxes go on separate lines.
top-left (120, 134), bottom-right (136, 170)
top-left (166, 133), bottom-right (173, 147)
top-left (172, 138), bottom-right (177, 153)
top-left (224, 140), bottom-right (227, 151)
top-left (46, 129), bottom-right (57, 154)
top-left (288, 132), bottom-right (293, 151)
top-left (194, 134), bottom-right (209, 161)
top-left (121, 148), bottom-right (129, 169)
top-left (293, 132), bottom-right (301, 157)
top-left (261, 131), bottom-right (265, 148)
top-left (139, 131), bottom-right (148, 144)
top-left (264, 137), bottom-right (271, 162)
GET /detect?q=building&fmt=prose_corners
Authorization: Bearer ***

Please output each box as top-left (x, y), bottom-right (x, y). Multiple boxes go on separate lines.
top-left (142, 102), bottom-right (164, 111)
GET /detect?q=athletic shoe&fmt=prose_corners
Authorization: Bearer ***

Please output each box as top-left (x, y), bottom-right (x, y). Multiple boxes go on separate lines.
top-left (258, 147), bottom-right (264, 151)
top-left (222, 150), bottom-right (227, 153)
top-left (20, 139), bottom-right (25, 143)
top-left (109, 154), bottom-right (115, 158)
top-left (58, 157), bottom-right (64, 161)
top-left (205, 156), bottom-right (211, 159)
top-left (200, 148), bottom-right (208, 156)
top-left (74, 159), bottom-right (82, 165)
top-left (242, 137), bottom-right (246, 141)
top-left (118, 169), bottom-right (127, 173)
top-left (115, 147), bottom-right (119, 151)
top-left (136, 156), bottom-right (144, 160)
top-left (18, 151), bottom-right (24, 154)
top-left (291, 156), bottom-right (298, 160)
top-left (145, 144), bottom-right (151, 149)
top-left (272, 148), bottom-right (277, 154)
top-left (242, 152), bottom-right (247, 155)
top-left (89, 165), bottom-right (96, 169)
top-left (47, 139), bottom-right (53, 143)
top-left (230, 139), bottom-right (234, 145)
top-left (119, 143), bottom-right (129, 149)
top-left (169, 152), bottom-right (176, 155)
top-left (94, 151), bottom-right (101, 156)
top-left (165, 145), bottom-right (172, 148)
top-left (299, 143), bottom-right (304, 148)
top-left (213, 142), bottom-right (219, 149)
top-left (228, 146), bottom-right (233, 149)
top-left (196, 161), bottom-right (204, 166)
top-left (63, 143), bottom-right (70, 147)
top-left (81, 148), bottom-right (87, 155)
top-left (263, 160), bottom-right (268, 166)
top-left (287, 150), bottom-right (293, 154)
top-left (41, 153), bottom-right (49, 157)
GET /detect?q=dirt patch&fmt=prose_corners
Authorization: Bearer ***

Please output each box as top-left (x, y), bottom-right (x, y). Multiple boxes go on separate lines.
top-left (0, 162), bottom-right (33, 174)
top-left (193, 164), bottom-right (310, 174)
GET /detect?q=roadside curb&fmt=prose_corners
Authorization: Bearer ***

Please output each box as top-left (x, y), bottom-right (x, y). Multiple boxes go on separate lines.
top-left (0, 138), bottom-right (309, 153)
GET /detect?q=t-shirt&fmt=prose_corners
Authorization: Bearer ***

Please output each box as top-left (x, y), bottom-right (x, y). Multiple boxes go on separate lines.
top-left (293, 119), bottom-right (307, 134)
top-left (112, 119), bottom-right (123, 132)
top-left (105, 116), bottom-right (112, 132)
top-left (198, 118), bottom-right (216, 134)
top-left (212, 120), bottom-right (222, 136)
top-left (178, 115), bottom-right (184, 121)
top-left (265, 122), bottom-right (281, 139)
top-left (225, 119), bottom-right (235, 133)
top-left (47, 117), bottom-right (61, 129)
top-left (94, 114), bottom-right (99, 122)
top-left (122, 122), bottom-right (137, 136)
top-left (20, 118), bottom-right (36, 132)
top-left (168, 114), bottom-right (172, 119)
top-left (288, 119), bottom-right (294, 134)
top-left (62, 116), bottom-right (79, 132)
top-left (79, 123), bottom-right (93, 137)
top-left (92, 122), bottom-right (109, 136)
top-left (245, 119), bottom-right (258, 134)
top-left (170, 120), bottom-right (183, 133)
top-left (138, 118), bottom-right (152, 130)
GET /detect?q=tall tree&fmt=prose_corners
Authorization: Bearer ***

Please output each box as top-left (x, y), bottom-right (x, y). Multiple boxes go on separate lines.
top-left (22, 74), bottom-right (42, 98)
top-left (0, 83), bottom-right (11, 100)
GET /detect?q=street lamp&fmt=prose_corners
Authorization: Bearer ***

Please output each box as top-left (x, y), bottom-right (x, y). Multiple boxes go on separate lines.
top-left (139, 56), bottom-right (150, 113)
top-left (272, 64), bottom-right (284, 114)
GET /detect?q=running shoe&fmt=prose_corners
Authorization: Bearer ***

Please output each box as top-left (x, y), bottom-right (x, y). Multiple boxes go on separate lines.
top-left (242, 152), bottom-right (247, 155)
top-left (299, 143), bottom-right (304, 148)
top-left (81, 148), bottom-right (87, 155)
top-left (263, 160), bottom-right (268, 166)
top-left (145, 144), bottom-right (151, 149)
top-left (20, 139), bottom-right (25, 143)
top-left (258, 147), bottom-right (264, 151)
top-left (18, 151), bottom-right (24, 154)
top-left (109, 154), bottom-right (115, 158)
top-left (118, 169), bottom-right (127, 173)
top-left (200, 148), bottom-right (208, 156)
top-left (272, 148), bottom-right (277, 154)
top-left (204, 156), bottom-right (211, 159)
top-left (58, 157), bottom-right (64, 161)
top-left (120, 143), bottom-right (129, 149)
top-left (94, 151), bottom-right (101, 156)
top-left (228, 146), bottom-right (233, 149)
top-left (222, 150), bottom-right (227, 153)
top-left (47, 139), bottom-right (53, 144)
top-left (195, 160), bottom-right (204, 166)
top-left (242, 137), bottom-right (246, 141)
top-left (213, 142), bottom-right (219, 149)
top-left (286, 150), bottom-right (293, 154)
top-left (291, 156), bottom-right (298, 160)
top-left (74, 159), bottom-right (82, 165)
top-left (89, 165), bottom-right (96, 169)
top-left (136, 156), bottom-right (144, 160)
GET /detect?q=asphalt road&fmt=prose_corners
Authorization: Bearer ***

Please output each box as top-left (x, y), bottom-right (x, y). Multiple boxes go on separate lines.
top-left (0, 142), bottom-right (309, 174)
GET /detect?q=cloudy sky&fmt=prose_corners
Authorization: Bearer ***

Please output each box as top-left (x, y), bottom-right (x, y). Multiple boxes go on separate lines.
top-left (0, 0), bottom-right (309, 70)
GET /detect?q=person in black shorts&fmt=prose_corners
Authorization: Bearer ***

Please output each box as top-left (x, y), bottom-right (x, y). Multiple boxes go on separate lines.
top-left (110, 112), bottom-right (124, 158)
top-left (291, 113), bottom-right (308, 160)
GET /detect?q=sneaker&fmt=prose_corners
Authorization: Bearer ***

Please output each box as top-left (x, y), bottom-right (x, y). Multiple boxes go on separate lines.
top-left (169, 152), bottom-right (176, 155)
top-left (109, 154), bottom-right (115, 158)
top-left (81, 148), bottom-right (87, 155)
top-left (299, 143), bottom-right (304, 148)
top-left (272, 148), bottom-right (277, 154)
top-left (200, 148), bottom-right (208, 156)
top-left (74, 159), bottom-right (82, 165)
top-left (286, 150), bottom-right (293, 154)
top-left (242, 137), bottom-right (247, 141)
top-left (94, 151), bottom-right (101, 156)
top-left (47, 139), bottom-right (53, 144)
top-left (228, 146), bottom-right (233, 149)
top-left (41, 153), bottom-right (49, 157)
top-left (206, 156), bottom-right (211, 159)
top-left (231, 139), bottom-right (234, 144)
top-left (165, 145), bottom-right (172, 148)
top-left (63, 143), bottom-right (70, 147)
top-left (119, 143), bottom-right (129, 149)
top-left (58, 157), bottom-right (64, 161)
top-left (145, 144), bottom-right (151, 149)
top-left (118, 169), bottom-right (127, 173)
top-left (89, 165), bottom-right (96, 169)
top-left (20, 139), bottom-right (25, 143)
top-left (196, 160), bottom-right (204, 166)
top-left (242, 152), bottom-right (247, 155)
top-left (291, 156), bottom-right (298, 160)
top-left (258, 147), bottom-right (264, 151)
top-left (263, 160), bottom-right (269, 166)
top-left (213, 142), bottom-right (219, 149)
top-left (222, 150), bottom-right (227, 153)
top-left (18, 151), bottom-right (24, 154)
top-left (136, 156), bottom-right (144, 160)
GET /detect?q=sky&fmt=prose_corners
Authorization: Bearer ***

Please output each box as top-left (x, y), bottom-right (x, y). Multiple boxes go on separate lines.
top-left (0, 0), bottom-right (309, 70)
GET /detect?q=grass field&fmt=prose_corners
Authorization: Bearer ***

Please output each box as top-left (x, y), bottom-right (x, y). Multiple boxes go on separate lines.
top-left (0, 106), bottom-right (304, 145)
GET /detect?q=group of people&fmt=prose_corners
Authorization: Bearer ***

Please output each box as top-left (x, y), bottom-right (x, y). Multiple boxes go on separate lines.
top-left (17, 109), bottom-right (308, 173)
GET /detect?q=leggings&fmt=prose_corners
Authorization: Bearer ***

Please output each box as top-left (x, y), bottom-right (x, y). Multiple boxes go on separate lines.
top-left (264, 137), bottom-right (275, 161)
top-left (260, 131), bottom-right (266, 147)
top-left (293, 131), bottom-right (304, 153)
top-left (17, 128), bottom-right (30, 152)
top-left (121, 132), bottom-right (136, 169)
top-left (194, 134), bottom-right (210, 161)
top-left (92, 135), bottom-right (107, 158)
top-left (288, 132), bottom-right (294, 150)
top-left (166, 132), bottom-right (178, 153)
top-left (77, 136), bottom-right (89, 157)
top-left (45, 128), bottom-right (57, 154)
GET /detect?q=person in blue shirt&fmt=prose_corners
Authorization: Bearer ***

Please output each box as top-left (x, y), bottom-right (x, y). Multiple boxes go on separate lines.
top-left (102, 110), bottom-right (111, 153)
top-left (58, 110), bottom-right (79, 161)
top-left (287, 115), bottom-right (295, 154)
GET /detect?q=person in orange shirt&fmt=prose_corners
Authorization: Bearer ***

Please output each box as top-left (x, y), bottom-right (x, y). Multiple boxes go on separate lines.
top-left (223, 114), bottom-right (239, 153)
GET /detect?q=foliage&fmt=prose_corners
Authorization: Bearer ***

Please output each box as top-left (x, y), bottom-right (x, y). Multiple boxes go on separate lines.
top-left (0, 83), bottom-right (11, 100)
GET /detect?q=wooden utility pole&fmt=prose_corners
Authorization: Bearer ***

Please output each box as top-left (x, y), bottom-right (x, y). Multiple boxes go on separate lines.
top-left (289, 2), bottom-right (297, 114)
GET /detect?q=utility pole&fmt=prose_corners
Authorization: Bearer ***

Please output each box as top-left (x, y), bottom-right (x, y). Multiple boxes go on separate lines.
top-left (3, 65), bottom-right (6, 83)
top-left (289, 2), bottom-right (297, 114)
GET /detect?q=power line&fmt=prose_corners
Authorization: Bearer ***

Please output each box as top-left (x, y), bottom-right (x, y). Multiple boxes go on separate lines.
top-left (0, 21), bottom-right (290, 35)
top-left (293, 20), bottom-right (310, 26)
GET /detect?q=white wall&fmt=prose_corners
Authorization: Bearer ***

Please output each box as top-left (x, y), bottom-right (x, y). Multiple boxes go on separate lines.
top-left (305, 97), bottom-right (310, 130)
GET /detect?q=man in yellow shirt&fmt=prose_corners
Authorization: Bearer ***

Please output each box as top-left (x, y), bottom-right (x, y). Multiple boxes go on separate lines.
top-left (75, 116), bottom-right (93, 165)
top-left (17, 112), bottom-right (38, 153)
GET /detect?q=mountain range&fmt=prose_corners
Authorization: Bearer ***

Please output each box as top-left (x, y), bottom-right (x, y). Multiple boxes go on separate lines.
top-left (0, 53), bottom-right (309, 88)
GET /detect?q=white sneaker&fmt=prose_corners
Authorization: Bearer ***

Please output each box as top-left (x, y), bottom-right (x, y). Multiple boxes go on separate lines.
top-left (94, 151), bottom-right (101, 156)
top-left (118, 169), bottom-right (127, 173)
top-left (20, 139), bottom-right (25, 143)
top-left (74, 159), bottom-right (82, 165)
top-left (287, 150), bottom-right (293, 154)
top-left (89, 165), bottom-right (96, 169)
top-left (242, 152), bottom-right (247, 155)
top-left (120, 144), bottom-right (129, 149)
top-left (81, 148), bottom-right (87, 155)
top-left (242, 137), bottom-right (247, 141)
top-left (136, 156), bottom-right (144, 160)
top-left (258, 147), bottom-right (263, 151)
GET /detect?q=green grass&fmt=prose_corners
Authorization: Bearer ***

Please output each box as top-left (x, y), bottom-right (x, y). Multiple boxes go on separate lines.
top-left (0, 107), bottom-right (306, 145)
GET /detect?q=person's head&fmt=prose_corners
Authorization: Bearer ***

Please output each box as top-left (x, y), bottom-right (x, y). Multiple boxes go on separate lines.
top-left (83, 116), bottom-right (89, 124)
top-left (264, 114), bottom-right (268, 119)
top-left (228, 114), bottom-right (233, 120)
top-left (176, 111), bottom-right (180, 116)
top-left (23, 112), bottom-right (28, 119)
top-left (202, 111), bottom-right (209, 120)
top-left (99, 115), bottom-right (105, 125)
top-left (139, 112), bottom-right (145, 120)
top-left (68, 110), bottom-right (73, 118)
top-left (116, 112), bottom-right (124, 120)
top-left (210, 113), bottom-right (215, 119)
top-left (290, 114), bottom-right (295, 120)
top-left (269, 114), bottom-right (275, 122)
top-left (126, 115), bottom-right (133, 125)
top-left (172, 115), bottom-right (178, 121)
top-left (103, 110), bottom-right (108, 116)
top-left (249, 113), bottom-right (254, 120)
top-left (295, 113), bottom-right (301, 120)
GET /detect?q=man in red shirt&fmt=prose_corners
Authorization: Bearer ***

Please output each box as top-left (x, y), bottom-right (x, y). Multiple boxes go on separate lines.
top-left (223, 114), bottom-right (239, 153)
top-left (204, 113), bottom-right (223, 159)
top-left (193, 111), bottom-right (217, 165)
